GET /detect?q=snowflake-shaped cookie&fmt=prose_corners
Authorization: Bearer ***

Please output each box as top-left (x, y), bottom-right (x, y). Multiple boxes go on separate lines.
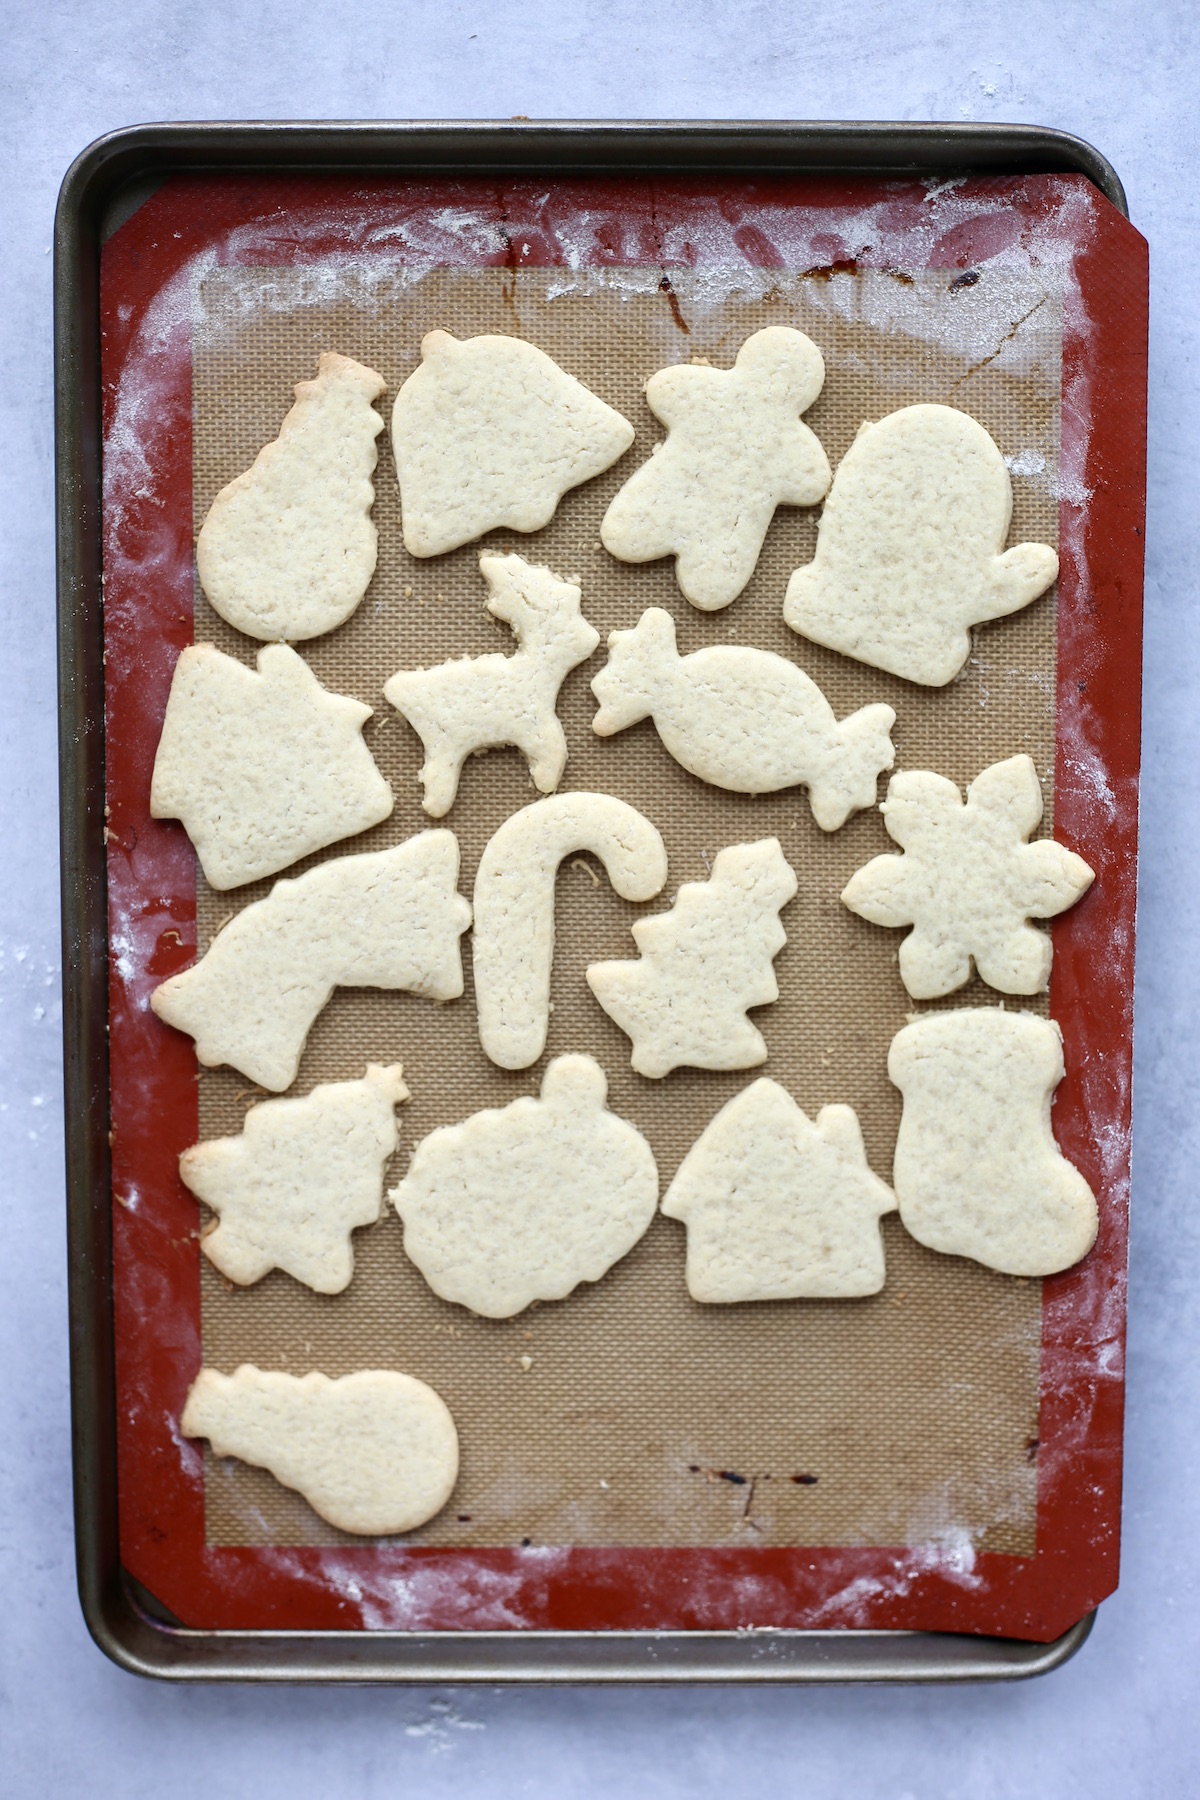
top-left (841, 754), bottom-right (1094, 998)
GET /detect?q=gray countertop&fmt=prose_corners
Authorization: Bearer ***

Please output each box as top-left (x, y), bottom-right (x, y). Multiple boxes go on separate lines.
top-left (2, 1), bottom-right (1196, 1792)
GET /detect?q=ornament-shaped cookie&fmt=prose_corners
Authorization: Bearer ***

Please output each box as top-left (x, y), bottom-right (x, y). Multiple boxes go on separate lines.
top-left (181, 1366), bottom-right (459, 1535)
top-left (592, 607), bottom-right (895, 830)
top-left (151, 833), bottom-right (471, 1091)
top-left (783, 404), bottom-right (1059, 685)
top-left (888, 1009), bottom-right (1098, 1277)
top-left (663, 1079), bottom-right (896, 1301)
top-left (587, 839), bottom-right (798, 1079)
top-left (385, 554), bottom-right (599, 816)
top-left (601, 327), bottom-right (831, 610)
top-left (182, 1065), bottom-right (409, 1294)
top-left (151, 643), bottom-right (393, 889)
top-left (392, 1055), bottom-right (658, 1319)
top-left (473, 793), bottom-right (668, 1070)
top-left (842, 755), bottom-right (1094, 998)
top-left (196, 352), bottom-right (386, 641)
top-left (393, 330), bottom-right (634, 556)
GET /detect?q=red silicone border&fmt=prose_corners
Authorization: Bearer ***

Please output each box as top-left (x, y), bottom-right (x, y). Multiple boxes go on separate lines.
top-left (100, 171), bottom-right (1147, 1640)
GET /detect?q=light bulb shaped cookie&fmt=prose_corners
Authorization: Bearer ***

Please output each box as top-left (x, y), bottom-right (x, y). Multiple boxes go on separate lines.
top-left (601, 327), bottom-right (831, 610)
top-left (196, 352), bottom-right (386, 641)
top-left (181, 1366), bottom-right (459, 1535)
top-left (784, 404), bottom-right (1058, 685)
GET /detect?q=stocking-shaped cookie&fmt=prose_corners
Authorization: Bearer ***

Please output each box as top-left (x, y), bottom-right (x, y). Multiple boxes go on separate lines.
top-left (151, 643), bottom-right (393, 889)
top-left (181, 1367), bottom-right (459, 1535)
top-left (587, 839), bottom-right (797, 1078)
top-left (663, 1078), bottom-right (896, 1301)
top-left (601, 327), bottom-right (831, 610)
top-left (196, 352), bottom-right (386, 641)
top-left (392, 1055), bottom-right (658, 1318)
top-left (393, 330), bottom-right (634, 555)
top-left (842, 755), bottom-right (1094, 997)
top-left (183, 1065), bottom-right (409, 1294)
top-left (888, 1009), bottom-right (1097, 1277)
top-left (784, 404), bottom-right (1059, 685)
top-left (592, 607), bottom-right (895, 829)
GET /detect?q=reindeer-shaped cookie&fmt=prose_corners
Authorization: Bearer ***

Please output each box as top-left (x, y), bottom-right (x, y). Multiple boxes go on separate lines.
top-left (384, 554), bottom-right (600, 817)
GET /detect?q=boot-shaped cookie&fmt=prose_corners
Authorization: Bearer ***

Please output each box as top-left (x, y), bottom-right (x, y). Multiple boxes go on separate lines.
top-left (784, 405), bottom-right (1058, 686)
top-left (601, 327), bottom-right (831, 610)
top-left (889, 1009), bottom-right (1097, 1277)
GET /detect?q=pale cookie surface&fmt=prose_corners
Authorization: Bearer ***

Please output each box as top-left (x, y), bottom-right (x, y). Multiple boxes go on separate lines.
top-left (783, 403), bottom-right (1059, 686)
top-left (601, 327), bottom-right (831, 610)
top-left (888, 1009), bottom-right (1098, 1277)
top-left (592, 607), bottom-right (895, 830)
top-left (384, 554), bottom-right (599, 817)
top-left (183, 1065), bottom-right (409, 1294)
top-left (842, 754), bottom-right (1094, 998)
top-left (392, 1055), bottom-right (658, 1319)
top-left (151, 833), bottom-right (471, 1091)
top-left (151, 642), bottom-right (393, 889)
top-left (587, 838), bottom-right (798, 1079)
top-left (663, 1078), bottom-right (896, 1301)
top-left (181, 1365), bottom-right (459, 1535)
top-left (393, 330), bottom-right (634, 556)
top-left (196, 352), bottom-right (385, 642)
top-left (473, 793), bottom-right (668, 1070)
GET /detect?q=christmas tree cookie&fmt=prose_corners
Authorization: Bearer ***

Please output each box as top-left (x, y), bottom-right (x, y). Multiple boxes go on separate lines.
top-left (151, 643), bottom-right (393, 889)
top-left (592, 606), bottom-right (895, 830)
top-left (889, 1009), bottom-right (1098, 1277)
top-left (663, 1078), bottom-right (896, 1301)
top-left (587, 839), bottom-right (798, 1078)
top-left (196, 352), bottom-right (386, 642)
top-left (842, 755), bottom-right (1094, 997)
top-left (601, 326), bottom-right (831, 610)
top-left (181, 1366), bottom-right (459, 1535)
top-left (392, 1055), bottom-right (658, 1319)
top-left (385, 554), bottom-right (599, 817)
top-left (182, 1065), bottom-right (409, 1294)
top-left (392, 330), bottom-right (634, 556)
top-left (784, 404), bottom-right (1059, 685)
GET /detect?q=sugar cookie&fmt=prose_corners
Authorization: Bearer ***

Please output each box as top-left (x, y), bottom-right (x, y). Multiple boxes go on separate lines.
top-left (181, 1366), bottom-right (459, 1535)
top-left (601, 327), bottom-right (831, 609)
top-left (587, 839), bottom-right (798, 1079)
top-left (888, 1009), bottom-right (1098, 1277)
top-left (183, 1065), bottom-right (409, 1294)
top-left (784, 404), bottom-right (1058, 685)
top-left (151, 642), bottom-right (393, 889)
top-left (663, 1078), bottom-right (896, 1301)
top-left (196, 352), bottom-right (386, 642)
top-left (473, 793), bottom-right (668, 1070)
top-left (392, 1055), bottom-right (657, 1318)
top-left (393, 330), bottom-right (634, 556)
top-left (592, 607), bottom-right (895, 830)
top-left (151, 833), bottom-right (471, 1091)
top-left (384, 554), bottom-right (599, 816)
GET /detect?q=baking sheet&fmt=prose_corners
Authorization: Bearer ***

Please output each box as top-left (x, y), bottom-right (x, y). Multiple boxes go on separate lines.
top-left (95, 166), bottom-right (1146, 1638)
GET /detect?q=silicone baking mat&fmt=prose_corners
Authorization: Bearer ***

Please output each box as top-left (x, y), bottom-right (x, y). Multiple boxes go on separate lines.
top-left (100, 171), bottom-right (1146, 1638)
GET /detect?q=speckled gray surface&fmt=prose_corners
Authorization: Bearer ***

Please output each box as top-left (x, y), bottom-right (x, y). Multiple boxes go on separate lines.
top-left (1, 2), bottom-right (1196, 1793)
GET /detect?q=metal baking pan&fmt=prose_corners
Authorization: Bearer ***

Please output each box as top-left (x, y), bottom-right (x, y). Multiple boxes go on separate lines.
top-left (56, 119), bottom-right (1133, 1683)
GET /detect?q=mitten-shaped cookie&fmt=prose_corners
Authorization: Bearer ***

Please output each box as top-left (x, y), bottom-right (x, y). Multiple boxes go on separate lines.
top-left (784, 404), bottom-right (1058, 685)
